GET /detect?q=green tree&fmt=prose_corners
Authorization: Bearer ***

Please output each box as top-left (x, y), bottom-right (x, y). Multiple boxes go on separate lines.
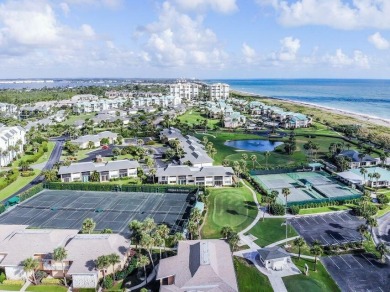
top-left (140, 233), bottom-right (155, 268)
top-left (282, 188), bottom-right (291, 240)
top-left (172, 232), bottom-right (185, 246)
top-left (135, 255), bottom-right (150, 284)
top-left (112, 147), bottom-right (121, 157)
top-left (42, 169), bottom-right (58, 182)
top-left (264, 151), bottom-right (271, 168)
top-left (108, 253), bottom-right (121, 280)
top-left (357, 224), bottom-right (368, 243)
top-left (128, 220), bottom-right (143, 250)
top-left (250, 154), bottom-right (257, 169)
top-left (53, 247), bottom-right (68, 286)
top-left (293, 237), bottom-right (305, 260)
top-left (96, 255), bottom-right (110, 281)
top-left (90, 171), bottom-right (100, 182)
top-left (22, 257), bottom-right (39, 285)
top-left (376, 243), bottom-right (388, 263)
top-left (82, 218), bottom-right (96, 234)
top-left (227, 232), bottom-right (240, 253)
top-left (221, 226), bottom-right (234, 239)
top-left (310, 244), bottom-right (323, 271)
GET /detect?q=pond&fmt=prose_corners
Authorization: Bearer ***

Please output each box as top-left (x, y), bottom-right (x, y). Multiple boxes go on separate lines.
top-left (224, 139), bottom-right (283, 152)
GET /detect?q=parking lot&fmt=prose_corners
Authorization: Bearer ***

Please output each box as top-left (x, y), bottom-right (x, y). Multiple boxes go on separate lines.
top-left (322, 253), bottom-right (390, 291)
top-left (0, 190), bottom-right (194, 234)
top-left (290, 212), bottom-right (365, 246)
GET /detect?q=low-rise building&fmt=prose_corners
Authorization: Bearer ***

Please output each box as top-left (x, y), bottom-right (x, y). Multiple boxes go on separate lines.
top-left (258, 246), bottom-right (291, 271)
top-left (337, 150), bottom-right (378, 169)
top-left (156, 165), bottom-right (234, 186)
top-left (0, 126), bottom-right (26, 167)
top-left (337, 167), bottom-right (390, 188)
top-left (0, 102), bottom-right (17, 114)
top-left (58, 160), bottom-right (139, 182)
top-left (157, 239), bottom-right (238, 291)
top-left (70, 131), bottom-right (118, 149)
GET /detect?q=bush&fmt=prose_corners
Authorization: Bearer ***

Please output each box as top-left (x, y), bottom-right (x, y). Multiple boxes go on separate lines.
top-left (270, 203), bottom-right (285, 215)
top-left (0, 273), bottom-right (6, 284)
top-left (289, 205), bottom-right (300, 215)
top-left (377, 194), bottom-right (390, 205)
top-left (35, 270), bottom-right (47, 283)
top-left (102, 276), bottom-right (114, 289)
top-left (20, 171), bottom-right (35, 177)
top-left (2, 279), bottom-right (24, 285)
top-left (41, 278), bottom-right (61, 285)
top-left (145, 141), bottom-right (156, 145)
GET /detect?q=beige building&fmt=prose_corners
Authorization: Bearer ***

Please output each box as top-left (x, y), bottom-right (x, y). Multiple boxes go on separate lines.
top-left (209, 83), bottom-right (229, 100)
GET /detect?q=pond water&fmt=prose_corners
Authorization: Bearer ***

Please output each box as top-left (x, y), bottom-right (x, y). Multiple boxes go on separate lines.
top-left (224, 139), bottom-right (283, 152)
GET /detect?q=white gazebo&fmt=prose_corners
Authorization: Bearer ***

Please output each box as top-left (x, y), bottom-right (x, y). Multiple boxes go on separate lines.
top-left (258, 246), bottom-right (291, 271)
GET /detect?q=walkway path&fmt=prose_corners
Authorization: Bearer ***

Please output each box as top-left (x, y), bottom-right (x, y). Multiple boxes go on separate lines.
top-left (265, 236), bottom-right (300, 248)
top-left (239, 179), bottom-right (262, 235)
top-left (125, 264), bottom-right (158, 291)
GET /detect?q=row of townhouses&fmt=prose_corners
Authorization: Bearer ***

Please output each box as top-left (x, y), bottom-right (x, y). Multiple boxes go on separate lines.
top-left (70, 131), bottom-right (118, 149)
top-left (0, 126), bottom-right (26, 167)
top-left (0, 103), bottom-right (18, 114)
top-left (58, 160), bottom-right (139, 182)
top-left (205, 101), bottom-right (246, 128)
top-left (0, 225), bottom-right (130, 289)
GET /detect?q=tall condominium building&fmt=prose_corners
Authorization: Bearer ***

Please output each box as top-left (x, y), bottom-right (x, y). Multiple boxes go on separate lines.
top-left (0, 126), bottom-right (26, 167)
top-left (209, 83), bottom-right (230, 100)
top-left (169, 83), bottom-right (199, 101)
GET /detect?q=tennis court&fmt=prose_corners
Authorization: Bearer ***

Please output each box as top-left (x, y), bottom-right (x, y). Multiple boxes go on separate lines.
top-left (252, 171), bottom-right (361, 204)
top-left (322, 253), bottom-right (390, 292)
top-left (0, 190), bottom-right (195, 234)
top-left (290, 212), bottom-right (365, 246)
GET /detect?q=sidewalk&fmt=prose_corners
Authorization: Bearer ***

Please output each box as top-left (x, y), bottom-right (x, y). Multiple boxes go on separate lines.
top-left (125, 264), bottom-right (158, 291)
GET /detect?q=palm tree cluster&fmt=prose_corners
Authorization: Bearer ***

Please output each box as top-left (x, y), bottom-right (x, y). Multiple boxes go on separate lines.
top-left (284, 132), bottom-right (297, 155)
top-left (187, 208), bottom-right (202, 240)
top-left (303, 140), bottom-right (320, 160)
top-left (95, 253), bottom-right (121, 282)
top-left (220, 226), bottom-right (240, 252)
top-left (310, 240), bottom-right (323, 271)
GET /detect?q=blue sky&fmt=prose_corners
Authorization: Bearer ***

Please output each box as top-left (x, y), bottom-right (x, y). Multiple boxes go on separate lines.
top-left (0, 0), bottom-right (390, 78)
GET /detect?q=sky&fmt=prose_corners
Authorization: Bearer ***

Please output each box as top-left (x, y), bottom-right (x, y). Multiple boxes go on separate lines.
top-left (1, 0), bottom-right (390, 79)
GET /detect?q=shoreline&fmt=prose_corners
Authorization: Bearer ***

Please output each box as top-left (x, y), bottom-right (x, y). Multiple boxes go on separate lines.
top-left (231, 89), bottom-right (390, 128)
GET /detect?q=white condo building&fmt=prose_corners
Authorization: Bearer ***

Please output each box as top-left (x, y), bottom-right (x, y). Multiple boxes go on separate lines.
top-left (0, 126), bottom-right (26, 167)
top-left (169, 83), bottom-right (199, 101)
top-left (209, 83), bottom-right (229, 100)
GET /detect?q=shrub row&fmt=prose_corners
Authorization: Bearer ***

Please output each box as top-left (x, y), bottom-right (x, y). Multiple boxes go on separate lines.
top-left (2, 279), bottom-right (24, 285)
top-left (290, 198), bottom-right (360, 210)
top-left (41, 278), bottom-right (62, 285)
top-left (18, 184), bottom-right (44, 202)
top-left (0, 169), bottom-right (19, 191)
top-left (25, 141), bottom-right (48, 164)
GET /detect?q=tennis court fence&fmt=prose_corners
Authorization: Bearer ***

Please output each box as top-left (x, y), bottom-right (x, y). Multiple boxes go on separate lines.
top-left (287, 194), bottom-right (361, 207)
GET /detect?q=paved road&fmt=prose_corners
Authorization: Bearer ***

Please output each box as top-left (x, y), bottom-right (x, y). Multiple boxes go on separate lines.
top-left (2, 138), bottom-right (65, 202)
top-left (374, 212), bottom-right (390, 247)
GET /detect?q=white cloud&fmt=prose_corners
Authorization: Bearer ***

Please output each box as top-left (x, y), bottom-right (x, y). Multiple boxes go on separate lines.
top-left (59, 2), bottom-right (70, 15)
top-left (173, 0), bottom-right (237, 14)
top-left (65, 0), bottom-right (123, 9)
top-left (259, 0), bottom-right (390, 30)
top-left (325, 49), bottom-right (369, 68)
top-left (81, 24), bottom-right (96, 38)
top-left (242, 43), bottom-right (256, 62)
top-left (368, 32), bottom-right (389, 50)
top-left (278, 36), bottom-right (300, 61)
top-left (137, 2), bottom-right (228, 68)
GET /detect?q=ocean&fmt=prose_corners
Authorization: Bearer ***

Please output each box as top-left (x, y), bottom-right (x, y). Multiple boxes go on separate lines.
top-left (205, 79), bottom-right (390, 121)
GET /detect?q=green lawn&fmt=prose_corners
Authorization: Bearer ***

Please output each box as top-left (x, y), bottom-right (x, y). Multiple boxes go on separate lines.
top-left (298, 205), bottom-right (353, 215)
top-left (234, 257), bottom-right (273, 292)
top-left (0, 284), bottom-right (24, 291)
top-left (12, 141), bottom-right (55, 168)
top-left (61, 148), bottom-right (95, 161)
top-left (283, 257), bottom-right (340, 292)
top-left (0, 169), bottom-right (40, 200)
top-left (63, 113), bottom-right (95, 125)
top-left (26, 285), bottom-right (68, 292)
top-left (246, 218), bottom-right (298, 247)
top-left (178, 110), bottom-right (220, 128)
top-left (201, 187), bottom-right (258, 239)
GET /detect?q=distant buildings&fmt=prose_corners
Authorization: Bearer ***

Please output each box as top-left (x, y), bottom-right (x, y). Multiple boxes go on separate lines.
top-left (209, 83), bottom-right (230, 100)
top-left (0, 102), bottom-right (17, 114)
top-left (0, 225), bottom-right (130, 289)
top-left (169, 82), bottom-right (199, 101)
top-left (0, 126), bottom-right (26, 167)
top-left (156, 165), bottom-right (234, 186)
top-left (73, 98), bottom-right (127, 114)
top-left (58, 159), bottom-right (139, 182)
top-left (157, 239), bottom-right (238, 291)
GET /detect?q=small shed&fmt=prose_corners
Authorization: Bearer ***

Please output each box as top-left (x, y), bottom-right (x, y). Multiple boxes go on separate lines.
top-left (258, 246), bottom-right (290, 271)
top-left (308, 162), bottom-right (323, 171)
top-left (7, 196), bottom-right (20, 206)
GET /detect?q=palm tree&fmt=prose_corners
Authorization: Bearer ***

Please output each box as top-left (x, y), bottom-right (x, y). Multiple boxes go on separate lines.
top-left (149, 168), bottom-right (156, 183)
top-left (282, 188), bottom-right (291, 240)
top-left (53, 247), bottom-right (68, 286)
top-left (140, 233), bottom-right (155, 268)
top-left (154, 234), bottom-right (165, 259)
top-left (82, 218), bottom-right (96, 234)
top-left (368, 173), bottom-right (374, 187)
top-left (187, 220), bottom-right (198, 240)
top-left (90, 171), bottom-right (100, 182)
top-left (221, 226), bottom-right (234, 239)
top-left (108, 253), bottom-right (121, 280)
top-left (96, 255), bottom-right (110, 281)
top-left (135, 255), bottom-right (150, 284)
top-left (366, 217), bottom-right (378, 239)
top-left (358, 153), bottom-right (365, 166)
top-left (376, 243), bottom-right (388, 263)
top-left (265, 151), bottom-right (271, 168)
top-left (128, 220), bottom-right (143, 250)
top-left (294, 237), bottom-right (305, 260)
top-left (250, 154), bottom-right (257, 169)
top-left (242, 153), bottom-right (248, 161)
top-left (22, 257), bottom-right (39, 284)
top-left (373, 172), bottom-right (381, 192)
top-left (227, 232), bottom-right (240, 253)
top-left (360, 168), bottom-right (368, 182)
top-left (143, 217), bottom-right (156, 234)
top-left (357, 224), bottom-right (368, 244)
top-left (87, 141), bottom-right (95, 149)
top-left (310, 244), bottom-right (323, 271)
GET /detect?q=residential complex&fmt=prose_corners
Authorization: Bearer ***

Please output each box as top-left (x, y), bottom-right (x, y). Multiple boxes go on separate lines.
top-left (0, 225), bottom-right (130, 289)
top-left (0, 126), bottom-right (26, 167)
top-left (337, 150), bottom-right (379, 169)
top-left (209, 83), bottom-right (230, 100)
top-left (58, 160), bottom-right (139, 182)
top-left (169, 82), bottom-right (199, 101)
top-left (156, 165), bottom-right (234, 186)
top-left (157, 239), bottom-right (238, 291)
top-left (337, 167), bottom-right (390, 188)
top-left (70, 131), bottom-right (118, 149)
top-left (0, 102), bottom-right (17, 114)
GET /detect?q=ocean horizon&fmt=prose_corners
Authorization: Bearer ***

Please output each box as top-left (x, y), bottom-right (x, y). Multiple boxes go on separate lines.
top-left (205, 79), bottom-right (390, 121)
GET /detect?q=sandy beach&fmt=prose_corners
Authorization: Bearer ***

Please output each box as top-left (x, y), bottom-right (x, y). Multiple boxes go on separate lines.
top-left (232, 89), bottom-right (390, 128)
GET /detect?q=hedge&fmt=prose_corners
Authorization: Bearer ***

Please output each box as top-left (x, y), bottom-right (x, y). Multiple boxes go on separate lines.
top-left (25, 141), bottom-right (48, 164)
top-left (41, 278), bottom-right (61, 285)
top-left (18, 184), bottom-right (44, 202)
top-left (0, 169), bottom-right (19, 191)
top-left (2, 279), bottom-right (24, 285)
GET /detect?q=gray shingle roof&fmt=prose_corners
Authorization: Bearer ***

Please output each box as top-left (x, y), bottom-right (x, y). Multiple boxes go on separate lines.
top-left (58, 160), bottom-right (139, 175)
top-left (257, 246), bottom-right (290, 260)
